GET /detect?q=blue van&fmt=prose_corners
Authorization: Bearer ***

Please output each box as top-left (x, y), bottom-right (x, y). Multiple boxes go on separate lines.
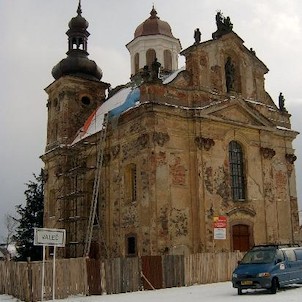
top-left (232, 244), bottom-right (302, 294)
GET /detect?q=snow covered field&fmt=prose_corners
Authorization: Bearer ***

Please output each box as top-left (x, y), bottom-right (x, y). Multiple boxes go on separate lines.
top-left (1, 281), bottom-right (302, 302)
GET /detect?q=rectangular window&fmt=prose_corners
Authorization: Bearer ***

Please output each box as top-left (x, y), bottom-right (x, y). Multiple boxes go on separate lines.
top-left (125, 164), bottom-right (137, 202)
top-left (131, 165), bottom-right (137, 202)
top-left (126, 235), bottom-right (137, 256)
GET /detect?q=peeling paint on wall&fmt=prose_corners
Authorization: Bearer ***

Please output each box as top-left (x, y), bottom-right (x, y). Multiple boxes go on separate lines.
top-left (215, 167), bottom-right (230, 204)
top-left (122, 205), bottom-right (139, 228)
top-left (170, 156), bottom-right (186, 186)
top-left (122, 133), bottom-right (149, 161)
top-left (204, 166), bottom-right (214, 194)
top-left (171, 208), bottom-right (188, 237)
top-left (159, 206), bottom-right (169, 236)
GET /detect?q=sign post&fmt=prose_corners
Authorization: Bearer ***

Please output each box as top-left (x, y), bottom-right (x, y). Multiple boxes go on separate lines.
top-left (34, 228), bottom-right (66, 301)
top-left (41, 245), bottom-right (46, 302)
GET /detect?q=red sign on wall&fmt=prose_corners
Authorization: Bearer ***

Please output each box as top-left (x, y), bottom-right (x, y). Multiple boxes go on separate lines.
top-left (213, 216), bottom-right (227, 228)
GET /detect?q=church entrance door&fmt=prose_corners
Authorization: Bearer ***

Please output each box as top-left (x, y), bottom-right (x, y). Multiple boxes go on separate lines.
top-left (232, 224), bottom-right (250, 252)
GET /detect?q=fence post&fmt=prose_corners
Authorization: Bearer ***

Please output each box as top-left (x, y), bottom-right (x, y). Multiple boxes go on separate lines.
top-left (27, 257), bottom-right (33, 302)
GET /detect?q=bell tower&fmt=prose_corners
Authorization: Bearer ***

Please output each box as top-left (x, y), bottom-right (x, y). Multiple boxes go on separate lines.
top-left (126, 6), bottom-right (181, 77)
top-left (45, 0), bottom-right (109, 151)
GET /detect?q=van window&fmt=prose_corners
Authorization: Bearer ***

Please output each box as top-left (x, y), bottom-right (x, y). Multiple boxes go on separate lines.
top-left (294, 249), bottom-right (302, 260)
top-left (284, 249), bottom-right (296, 262)
top-left (275, 249), bottom-right (285, 262)
top-left (241, 249), bottom-right (275, 264)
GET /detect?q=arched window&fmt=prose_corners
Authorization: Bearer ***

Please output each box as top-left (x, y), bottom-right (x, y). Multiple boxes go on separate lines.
top-left (146, 49), bottom-right (156, 69)
top-left (164, 49), bottom-right (172, 71)
top-left (229, 141), bottom-right (245, 201)
top-left (134, 53), bottom-right (139, 74)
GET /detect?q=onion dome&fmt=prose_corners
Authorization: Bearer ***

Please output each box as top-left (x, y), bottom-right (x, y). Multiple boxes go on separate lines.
top-left (68, 3), bottom-right (89, 30)
top-left (51, 1), bottom-right (103, 81)
top-left (134, 7), bottom-right (175, 39)
top-left (52, 54), bottom-right (103, 82)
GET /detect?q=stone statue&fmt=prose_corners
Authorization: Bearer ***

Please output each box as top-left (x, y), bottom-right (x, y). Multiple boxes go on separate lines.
top-left (194, 28), bottom-right (201, 44)
top-left (225, 57), bottom-right (235, 92)
top-left (151, 58), bottom-right (161, 81)
top-left (215, 11), bottom-right (223, 27)
top-left (212, 11), bottom-right (233, 39)
top-left (278, 92), bottom-right (287, 112)
top-left (224, 16), bottom-right (232, 29)
top-left (250, 48), bottom-right (256, 55)
top-left (141, 65), bottom-right (150, 82)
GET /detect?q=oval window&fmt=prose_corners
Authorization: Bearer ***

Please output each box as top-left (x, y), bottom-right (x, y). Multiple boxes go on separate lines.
top-left (81, 96), bottom-right (91, 106)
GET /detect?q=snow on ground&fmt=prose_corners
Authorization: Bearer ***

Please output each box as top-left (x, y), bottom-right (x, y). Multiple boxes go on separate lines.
top-left (1, 282), bottom-right (302, 302)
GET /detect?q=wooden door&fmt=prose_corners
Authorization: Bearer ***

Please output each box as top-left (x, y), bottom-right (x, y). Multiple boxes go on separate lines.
top-left (232, 224), bottom-right (250, 252)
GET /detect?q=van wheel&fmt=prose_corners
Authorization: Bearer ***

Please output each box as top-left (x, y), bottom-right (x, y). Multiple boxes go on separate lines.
top-left (270, 278), bottom-right (278, 294)
top-left (237, 288), bottom-right (243, 295)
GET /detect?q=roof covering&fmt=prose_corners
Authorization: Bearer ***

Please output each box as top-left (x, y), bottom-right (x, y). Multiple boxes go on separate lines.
top-left (72, 87), bottom-right (140, 144)
top-left (71, 63), bottom-right (290, 146)
top-left (134, 7), bottom-right (175, 39)
top-left (72, 68), bottom-right (183, 145)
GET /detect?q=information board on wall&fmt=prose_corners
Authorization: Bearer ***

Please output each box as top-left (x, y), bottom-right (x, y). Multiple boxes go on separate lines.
top-left (213, 216), bottom-right (227, 240)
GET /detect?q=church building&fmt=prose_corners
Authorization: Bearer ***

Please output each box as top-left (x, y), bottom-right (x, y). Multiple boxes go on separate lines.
top-left (42, 2), bottom-right (300, 259)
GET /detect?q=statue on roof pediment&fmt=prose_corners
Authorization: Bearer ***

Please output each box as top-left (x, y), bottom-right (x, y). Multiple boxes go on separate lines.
top-left (212, 11), bottom-right (233, 39)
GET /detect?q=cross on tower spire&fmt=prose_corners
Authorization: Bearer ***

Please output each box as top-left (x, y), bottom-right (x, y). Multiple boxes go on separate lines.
top-left (77, 0), bottom-right (82, 15)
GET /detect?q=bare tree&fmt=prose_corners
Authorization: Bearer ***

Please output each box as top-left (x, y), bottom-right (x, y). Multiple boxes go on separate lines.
top-left (2, 213), bottom-right (18, 247)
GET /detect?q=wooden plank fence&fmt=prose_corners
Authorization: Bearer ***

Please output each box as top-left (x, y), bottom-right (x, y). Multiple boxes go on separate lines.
top-left (0, 252), bottom-right (243, 301)
top-left (0, 258), bottom-right (88, 301)
top-left (163, 255), bottom-right (184, 288)
top-left (184, 252), bottom-right (243, 286)
top-left (103, 257), bottom-right (141, 294)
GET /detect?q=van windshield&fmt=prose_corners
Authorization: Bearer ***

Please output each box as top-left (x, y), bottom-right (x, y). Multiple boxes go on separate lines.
top-left (241, 249), bottom-right (276, 264)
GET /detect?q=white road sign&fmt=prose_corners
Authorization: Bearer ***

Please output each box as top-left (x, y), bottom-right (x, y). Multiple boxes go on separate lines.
top-left (34, 228), bottom-right (66, 247)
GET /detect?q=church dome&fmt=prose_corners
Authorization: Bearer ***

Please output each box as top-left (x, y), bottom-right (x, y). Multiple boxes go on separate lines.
top-left (134, 7), bottom-right (175, 39)
top-left (52, 53), bottom-right (103, 81)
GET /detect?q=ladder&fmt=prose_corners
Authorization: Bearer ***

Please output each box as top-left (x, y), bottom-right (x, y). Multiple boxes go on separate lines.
top-left (83, 113), bottom-right (109, 257)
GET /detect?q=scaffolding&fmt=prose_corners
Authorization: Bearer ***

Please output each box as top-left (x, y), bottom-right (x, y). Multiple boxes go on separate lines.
top-left (83, 114), bottom-right (109, 257)
top-left (50, 112), bottom-right (109, 258)
top-left (54, 146), bottom-right (94, 257)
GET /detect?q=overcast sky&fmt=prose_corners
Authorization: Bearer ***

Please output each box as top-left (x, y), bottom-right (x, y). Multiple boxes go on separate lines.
top-left (0, 0), bottom-right (301, 240)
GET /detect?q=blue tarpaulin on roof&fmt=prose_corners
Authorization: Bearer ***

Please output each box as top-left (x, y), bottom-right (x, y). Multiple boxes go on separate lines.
top-left (108, 87), bottom-right (140, 118)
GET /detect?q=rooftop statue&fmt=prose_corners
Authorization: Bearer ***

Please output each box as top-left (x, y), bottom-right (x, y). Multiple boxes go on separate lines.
top-left (278, 92), bottom-right (288, 113)
top-left (151, 58), bottom-right (162, 82)
top-left (194, 28), bottom-right (201, 44)
top-left (212, 11), bottom-right (233, 39)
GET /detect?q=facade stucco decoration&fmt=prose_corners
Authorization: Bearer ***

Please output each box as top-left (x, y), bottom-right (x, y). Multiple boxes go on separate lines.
top-left (111, 145), bottom-right (120, 159)
top-left (227, 207), bottom-right (256, 217)
top-left (195, 136), bottom-right (215, 151)
top-left (42, 5), bottom-right (301, 259)
top-left (153, 132), bottom-right (170, 146)
top-left (285, 153), bottom-right (297, 175)
top-left (260, 147), bottom-right (276, 159)
top-left (285, 153), bottom-right (297, 164)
